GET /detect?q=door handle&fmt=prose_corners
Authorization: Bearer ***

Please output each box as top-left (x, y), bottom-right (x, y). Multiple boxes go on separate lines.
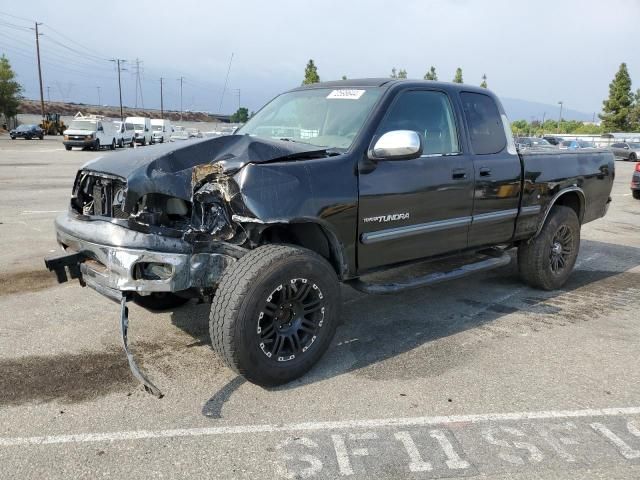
top-left (479, 167), bottom-right (492, 177)
top-left (452, 168), bottom-right (467, 180)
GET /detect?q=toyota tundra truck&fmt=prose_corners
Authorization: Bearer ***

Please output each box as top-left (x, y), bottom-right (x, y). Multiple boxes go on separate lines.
top-left (45, 79), bottom-right (614, 395)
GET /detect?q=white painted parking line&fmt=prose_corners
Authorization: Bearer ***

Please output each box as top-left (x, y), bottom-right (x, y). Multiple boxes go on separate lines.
top-left (1, 406), bottom-right (640, 448)
top-left (20, 210), bottom-right (66, 214)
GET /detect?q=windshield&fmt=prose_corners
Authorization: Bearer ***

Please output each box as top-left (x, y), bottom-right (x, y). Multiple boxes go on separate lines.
top-left (578, 141), bottom-right (595, 148)
top-left (16, 125), bottom-right (34, 131)
top-left (237, 87), bottom-right (383, 150)
top-left (133, 124), bottom-right (145, 131)
top-left (628, 142), bottom-right (640, 148)
top-left (69, 120), bottom-right (97, 130)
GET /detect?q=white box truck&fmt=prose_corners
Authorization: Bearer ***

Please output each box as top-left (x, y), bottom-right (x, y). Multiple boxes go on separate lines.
top-left (125, 116), bottom-right (153, 146)
top-left (151, 119), bottom-right (172, 143)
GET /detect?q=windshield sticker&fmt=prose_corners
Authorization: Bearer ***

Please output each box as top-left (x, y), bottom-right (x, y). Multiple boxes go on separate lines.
top-left (327, 89), bottom-right (365, 100)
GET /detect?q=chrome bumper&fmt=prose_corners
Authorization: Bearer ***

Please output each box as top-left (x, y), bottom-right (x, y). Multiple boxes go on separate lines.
top-left (51, 213), bottom-right (235, 298)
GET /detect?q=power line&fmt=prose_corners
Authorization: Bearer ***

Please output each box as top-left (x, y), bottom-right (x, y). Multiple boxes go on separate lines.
top-left (219, 52), bottom-right (234, 113)
top-left (0, 10), bottom-right (34, 24)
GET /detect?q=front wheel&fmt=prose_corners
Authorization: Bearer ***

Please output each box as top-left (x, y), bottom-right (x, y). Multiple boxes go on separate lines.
top-left (210, 245), bottom-right (340, 387)
top-left (141, 137), bottom-right (146, 146)
top-left (110, 138), bottom-right (116, 150)
top-left (94, 139), bottom-right (100, 151)
top-left (633, 190), bottom-right (640, 200)
top-left (518, 206), bottom-right (580, 290)
top-left (630, 153), bottom-right (637, 162)
top-left (65, 145), bottom-right (72, 151)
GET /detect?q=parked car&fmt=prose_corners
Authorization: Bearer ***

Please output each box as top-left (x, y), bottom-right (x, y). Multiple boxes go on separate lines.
top-left (114, 121), bottom-right (135, 148)
top-left (9, 124), bottom-right (44, 140)
top-left (186, 127), bottom-right (203, 138)
top-left (170, 126), bottom-right (190, 141)
top-left (515, 137), bottom-right (555, 150)
top-left (63, 114), bottom-right (118, 151)
top-left (45, 79), bottom-right (614, 394)
top-left (543, 136), bottom-right (563, 145)
top-left (610, 141), bottom-right (640, 161)
top-left (631, 162), bottom-right (640, 199)
top-left (151, 119), bottom-right (172, 143)
top-left (125, 116), bottom-right (153, 146)
top-left (559, 140), bottom-right (596, 150)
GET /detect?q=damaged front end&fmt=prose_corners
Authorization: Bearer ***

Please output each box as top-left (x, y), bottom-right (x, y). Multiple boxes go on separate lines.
top-left (46, 135), bottom-right (328, 396)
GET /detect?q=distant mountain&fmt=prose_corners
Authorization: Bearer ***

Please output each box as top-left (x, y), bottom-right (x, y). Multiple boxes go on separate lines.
top-left (500, 97), bottom-right (594, 122)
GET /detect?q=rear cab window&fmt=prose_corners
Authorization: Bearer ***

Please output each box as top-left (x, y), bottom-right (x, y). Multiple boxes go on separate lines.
top-left (460, 92), bottom-right (507, 155)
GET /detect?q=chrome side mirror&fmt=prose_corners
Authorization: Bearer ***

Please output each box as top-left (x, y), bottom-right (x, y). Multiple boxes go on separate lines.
top-left (369, 130), bottom-right (423, 160)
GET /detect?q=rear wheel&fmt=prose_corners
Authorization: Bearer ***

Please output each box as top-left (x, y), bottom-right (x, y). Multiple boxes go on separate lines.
top-left (118, 138), bottom-right (124, 148)
top-left (210, 245), bottom-right (340, 387)
top-left (133, 292), bottom-right (190, 311)
top-left (630, 153), bottom-right (637, 162)
top-left (518, 206), bottom-right (580, 290)
top-left (633, 190), bottom-right (640, 200)
top-left (110, 138), bottom-right (116, 150)
top-left (142, 137), bottom-right (147, 146)
top-left (94, 139), bottom-right (100, 151)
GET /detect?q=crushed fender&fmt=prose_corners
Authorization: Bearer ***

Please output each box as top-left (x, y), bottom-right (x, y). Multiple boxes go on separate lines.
top-left (119, 296), bottom-right (163, 398)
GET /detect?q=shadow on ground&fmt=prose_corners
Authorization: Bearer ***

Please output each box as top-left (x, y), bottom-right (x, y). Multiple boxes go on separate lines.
top-left (168, 239), bottom-right (640, 414)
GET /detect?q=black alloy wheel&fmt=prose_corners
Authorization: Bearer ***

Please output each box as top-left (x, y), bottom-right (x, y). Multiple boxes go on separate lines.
top-left (257, 278), bottom-right (325, 362)
top-left (549, 225), bottom-right (573, 275)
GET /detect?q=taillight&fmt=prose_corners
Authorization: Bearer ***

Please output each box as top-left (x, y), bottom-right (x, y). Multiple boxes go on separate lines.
top-left (635, 163), bottom-right (640, 172)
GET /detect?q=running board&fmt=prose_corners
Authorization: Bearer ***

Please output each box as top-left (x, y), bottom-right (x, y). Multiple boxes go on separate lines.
top-left (348, 250), bottom-right (511, 295)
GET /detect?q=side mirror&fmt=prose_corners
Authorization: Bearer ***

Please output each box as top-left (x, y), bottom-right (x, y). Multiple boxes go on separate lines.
top-left (368, 130), bottom-right (423, 160)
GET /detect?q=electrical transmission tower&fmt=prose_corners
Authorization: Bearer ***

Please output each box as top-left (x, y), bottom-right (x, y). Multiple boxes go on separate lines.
top-left (133, 58), bottom-right (145, 108)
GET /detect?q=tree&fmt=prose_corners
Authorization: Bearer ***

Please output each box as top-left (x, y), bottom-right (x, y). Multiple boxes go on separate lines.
top-left (341, 75), bottom-right (347, 80)
top-left (480, 74), bottom-right (487, 88)
top-left (453, 68), bottom-right (463, 83)
top-left (424, 66), bottom-right (438, 81)
top-left (230, 107), bottom-right (249, 123)
top-left (0, 55), bottom-right (22, 126)
top-left (629, 89), bottom-right (640, 131)
top-left (302, 59), bottom-right (320, 85)
top-left (390, 68), bottom-right (397, 78)
top-left (397, 69), bottom-right (407, 79)
top-left (599, 63), bottom-right (633, 132)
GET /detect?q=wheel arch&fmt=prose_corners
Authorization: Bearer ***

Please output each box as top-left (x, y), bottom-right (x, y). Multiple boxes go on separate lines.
top-left (534, 187), bottom-right (585, 237)
top-left (255, 221), bottom-right (348, 280)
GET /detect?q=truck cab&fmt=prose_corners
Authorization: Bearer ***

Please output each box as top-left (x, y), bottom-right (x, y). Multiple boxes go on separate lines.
top-left (151, 119), bottom-right (172, 143)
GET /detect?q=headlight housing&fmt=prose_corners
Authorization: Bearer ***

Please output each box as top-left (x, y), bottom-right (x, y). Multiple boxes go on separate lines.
top-left (133, 194), bottom-right (191, 230)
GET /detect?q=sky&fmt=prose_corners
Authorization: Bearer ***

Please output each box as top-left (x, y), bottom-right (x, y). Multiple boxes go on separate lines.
top-left (1, 0), bottom-right (639, 117)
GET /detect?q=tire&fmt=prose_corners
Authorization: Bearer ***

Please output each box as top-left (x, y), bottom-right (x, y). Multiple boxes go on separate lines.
top-left (65, 145), bottom-right (72, 151)
top-left (39, 135), bottom-right (44, 140)
top-left (130, 139), bottom-right (135, 148)
top-left (94, 139), bottom-right (100, 151)
top-left (118, 139), bottom-right (123, 148)
top-left (160, 137), bottom-right (164, 143)
top-left (630, 153), bottom-right (637, 162)
top-left (518, 205), bottom-right (580, 290)
top-left (133, 292), bottom-right (190, 311)
top-left (10, 136), bottom-right (15, 140)
top-left (633, 190), bottom-right (640, 200)
top-left (110, 138), bottom-right (116, 150)
top-left (210, 244), bottom-right (340, 387)
top-left (142, 137), bottom-right (147, 146)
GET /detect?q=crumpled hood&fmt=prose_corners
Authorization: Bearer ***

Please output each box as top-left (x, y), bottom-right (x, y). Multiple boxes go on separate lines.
top-left (80, 134), bottom-right (328, 212)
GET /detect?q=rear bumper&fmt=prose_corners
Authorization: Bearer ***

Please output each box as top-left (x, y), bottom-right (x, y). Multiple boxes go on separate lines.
top-left (47, 212), bottom-right (235, 300)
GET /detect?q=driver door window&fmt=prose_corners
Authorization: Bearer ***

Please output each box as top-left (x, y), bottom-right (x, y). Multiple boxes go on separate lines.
top-left (377, 90), bottom-right (460, 156)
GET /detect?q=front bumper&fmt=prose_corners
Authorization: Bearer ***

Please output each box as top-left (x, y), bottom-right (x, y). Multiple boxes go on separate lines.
top-left (47, 212), bottom-right (235, 300)
top-left (64, 139), bottom-right (94, 147)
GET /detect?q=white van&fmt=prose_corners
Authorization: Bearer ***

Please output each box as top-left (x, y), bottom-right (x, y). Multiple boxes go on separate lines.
top-left (125, 116), bottom-right (153, 146)
top-left (63, 113), bottom-right (118, 151)
top-left (151, 119), bottom-right (172, 143)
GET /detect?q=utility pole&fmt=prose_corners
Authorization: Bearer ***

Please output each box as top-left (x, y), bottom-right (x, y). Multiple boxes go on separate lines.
top-left (160, 77), bottom-right (164, 118)
top-left (46, 86), bottom-right (51, 103)
top-left (111, 59), bottom-right (126, 121)
top-left (96, 86), bottom-right (101, 106)
top-left (34, 22), bottom-right (45, 120)
top-left (541, 112), bottom-right (546, 135)
top-left (557, 101), bottom-right (563, 134)
top-left (178, 76), bottom-right (184, 121)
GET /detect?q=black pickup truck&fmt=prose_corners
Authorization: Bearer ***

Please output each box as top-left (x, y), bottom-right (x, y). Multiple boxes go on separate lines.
top-left (45, 79), bottom-right (614, 395)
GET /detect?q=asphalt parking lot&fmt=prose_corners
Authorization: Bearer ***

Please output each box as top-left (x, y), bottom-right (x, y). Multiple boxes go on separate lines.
top-left (1, 135), bottom-right (639, 479)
